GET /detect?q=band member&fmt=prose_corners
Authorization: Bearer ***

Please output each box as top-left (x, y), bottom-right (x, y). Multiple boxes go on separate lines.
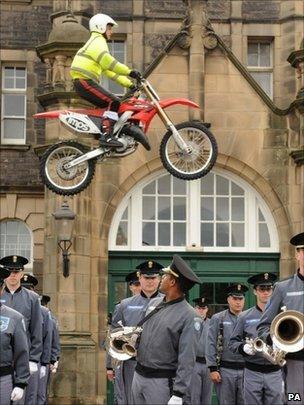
top-left (187, 296), bottom-right (213, 405)
top-left (131, 255), bottom-right (202, 405)
top-left (229, 272), bottom-right (284, 404)
top-left (21, 275), bottom-right (53, 405)
top-left (0, 255), bottom-right (43, 405)
top-left (126, 271), bottom-right (141, 296)
top-left (0, 266), bottom-right (30, 404)
top-left (108, 260), bottom-right (163, 404)
top-left (206, 283), bottom-right (248, 405)
top-left (258, 232), bottom-right (304, 404)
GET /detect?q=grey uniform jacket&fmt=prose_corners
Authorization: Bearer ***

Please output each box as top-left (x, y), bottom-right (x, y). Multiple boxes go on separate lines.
top-left (197, 317), bottom-right (210, 358)
top-left (257, 270), bottom-right (304, 361)
top-left (229, 305), bottom-right (282, 369)
top-left (1, 286), bottom-right (43, 363)
top-left (0, 303), bottom-right (30, 388)
top-left (40, 306), bottom-right (53, 365)
top-left (112, 290), bottom-right (163, 327)
top-left (50, 313), bottom-right (61, 363)
top-left (135, 296), bottom-right (201, 398)
top-left (206, 309), bottom-right (244, 371)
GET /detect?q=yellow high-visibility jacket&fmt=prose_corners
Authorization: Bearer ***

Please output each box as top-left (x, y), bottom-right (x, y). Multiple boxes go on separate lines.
top-left (70, 32), bottom-right (133, 88)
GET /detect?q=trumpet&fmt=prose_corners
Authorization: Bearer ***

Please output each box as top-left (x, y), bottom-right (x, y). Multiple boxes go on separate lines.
top-left (106, 325), bottom-right (143, 361)
top-left (246, 308), bottom-right (304, 366)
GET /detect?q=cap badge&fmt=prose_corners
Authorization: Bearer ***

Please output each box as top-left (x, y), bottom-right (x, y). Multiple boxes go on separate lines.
top-left (264, 273), bottom-right (269, 280)
top-left (24, 275), bottom-right (28, 281)
top-left (237, 284), bottom-right (241, 291)
top-left (148, 261), bottom-right (153, 268)
top-left (201, 298), bottom-right (205, 303)
top-left (13, 256), bottom-right (17, 263)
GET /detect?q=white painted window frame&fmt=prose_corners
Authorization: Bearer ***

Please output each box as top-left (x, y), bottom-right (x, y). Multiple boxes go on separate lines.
top-left (0, 219), bottom-right (33, 269)
top-left (247, 39), bottom-right (273, 99)
top-left (1, 65), bottom-right (27, 145)
top-left (109, 169), bottom-right (279, 253)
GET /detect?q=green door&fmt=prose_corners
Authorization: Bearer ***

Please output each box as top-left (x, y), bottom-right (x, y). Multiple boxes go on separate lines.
top-left (107, 251), bottom-right (279, 404)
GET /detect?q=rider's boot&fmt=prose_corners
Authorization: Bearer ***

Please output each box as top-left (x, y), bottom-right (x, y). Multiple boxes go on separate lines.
top-left (100, 111), bottom-right (122, 148)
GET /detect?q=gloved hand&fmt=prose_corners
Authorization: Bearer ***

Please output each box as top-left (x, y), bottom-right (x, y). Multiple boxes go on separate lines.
top-left (29, 361), bottom-right (38, 374)
top-left (243, 343), bottom-right (255, 355)
top-left (40, 365), bottom-right (47, 378)
top-left (129, 70), bottom-right (142, 80)
top-left (167, 395), bottom-right (183, 405)
top-left (50, 361), bottom-right (59, 374)
top-left (11, 387), bottom-right (24, 402)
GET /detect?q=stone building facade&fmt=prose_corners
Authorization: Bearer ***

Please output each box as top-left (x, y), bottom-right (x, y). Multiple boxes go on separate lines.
top-left (0, 0), bottom-right (303, 403)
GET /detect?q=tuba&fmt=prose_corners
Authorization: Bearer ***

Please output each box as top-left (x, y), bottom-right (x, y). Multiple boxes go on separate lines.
top-left (106, 325), bottom-right (143, 361)
top-left (247, 307), bottom-right (304, 366)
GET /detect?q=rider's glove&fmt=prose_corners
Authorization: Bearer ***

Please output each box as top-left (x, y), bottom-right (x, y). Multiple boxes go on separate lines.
top-left (129, 70), bottom-right (142, 80)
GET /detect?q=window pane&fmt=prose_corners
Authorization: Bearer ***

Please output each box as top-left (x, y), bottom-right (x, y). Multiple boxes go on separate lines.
top-left (216, 175), bottom-right (229, 195)
top-left (173, 197), bottom-right (186, 220)
top-left (4, 78), bottom-right (14, 88)
top-left (250, 72), bottom-right (272, 97)
top-left (4, 67), bottom-right (15, 78)
top-left (143, 181), bottom-right (155, 194)
top-left (121, 207), bottom-right (128, 220)
top-left (201, 197), bottom-right (214, 220)
top-left (142, 222), bottom-right (155, 246)
top-left (158, 175), bottom-right (171, 194)
top-left (231, 223), bottom-right (245, 247)
top-left (201, 173), bottom-right (214, 195)
top-left (3, 119), bottom-right (25, 139)
top-left (158, 223), bottom-right (170, 246)
top-left (4, 95), bottom-right (25, 116)
top-left (201, 222), bottom-right (214, 246)
top-left (216, 197), bottom-right (229, 221)
top-left (158, 197), bottom-right (170, 220)
top-left (142, 197), bottom-right (155, 220)
top-left (173, 223), bottom-right (186, 246)
top-left (231, 198), bottom-right (244, 221)
top-left (260, 43), bottom-right (271, 67)
top-left (258, 208), bottom-right (265, 221)
top-left (16, 67), bottom-right (26, 78)
top-left (7, 221), bottom-right (19, 234)
top-left (16, 78), bottom-right (26, 89)
top-left (0, 220), bottom-right (31, 262)
top-left (248, 43), bottom-right (259, 66)
top-left (116, 222), bottom-right (128, 245)
top-left (173, 177), bottom-right (186, 195)
top-left (231, 182), bottom-right (244, 196)
top-left (216, 223), bottom-right (229, 246)
top-left (259, 223), bottom-right (270, 247)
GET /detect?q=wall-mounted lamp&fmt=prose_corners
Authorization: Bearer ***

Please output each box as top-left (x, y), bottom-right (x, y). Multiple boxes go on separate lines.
top-left (53, 201), bottom-right (76, 277)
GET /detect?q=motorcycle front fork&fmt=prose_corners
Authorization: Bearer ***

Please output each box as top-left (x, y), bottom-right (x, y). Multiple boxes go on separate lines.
top-left (63, 148), bottom-right (105, 169)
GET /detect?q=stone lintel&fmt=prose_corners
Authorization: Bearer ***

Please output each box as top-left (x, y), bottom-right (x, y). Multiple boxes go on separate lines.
top-left (60, 331), bottom-right (96, 348)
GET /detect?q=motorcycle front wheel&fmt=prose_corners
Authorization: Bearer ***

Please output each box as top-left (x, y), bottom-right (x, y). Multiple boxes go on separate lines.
top-left (160, 121), bottom-right (218, 180)
top-left (40, 141), bottom-right (96, 195)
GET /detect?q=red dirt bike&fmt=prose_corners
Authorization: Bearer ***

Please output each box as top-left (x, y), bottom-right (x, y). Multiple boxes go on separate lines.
top-left (35, 77), bottom-right (218, 195)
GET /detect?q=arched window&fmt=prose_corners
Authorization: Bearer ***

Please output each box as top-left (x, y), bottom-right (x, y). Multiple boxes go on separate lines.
top-left (0, 220), bottom-right (32, 265)
top-left (109, 169), bottom-right (279, 252)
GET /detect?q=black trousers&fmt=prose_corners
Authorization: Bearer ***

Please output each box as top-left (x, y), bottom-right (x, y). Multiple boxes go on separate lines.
top-left (73, 79), bottom-right (120, 112)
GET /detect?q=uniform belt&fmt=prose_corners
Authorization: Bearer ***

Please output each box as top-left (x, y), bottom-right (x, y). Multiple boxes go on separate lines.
top-left (0, 365), bottom-right (13, 377)
top-left (135, 362), bottom-right (176, 378)
top-left (196, 356), bottom-right (206, 364)
top-left (286, 349), bottom-right (304, 361)
top-left (220, 361), bottom-right (244, 370)
top-left (245, 361), bottom-right (281, 373)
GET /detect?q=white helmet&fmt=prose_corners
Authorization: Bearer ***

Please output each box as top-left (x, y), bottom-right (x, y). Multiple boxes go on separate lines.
top-left (89, 13), bottom-right (117, 34)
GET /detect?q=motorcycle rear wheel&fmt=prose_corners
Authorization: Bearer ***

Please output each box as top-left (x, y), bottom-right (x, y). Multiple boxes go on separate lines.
top-left (160, 121), bottom-right (218, 180)
top-left (40, 141), bottom-right (96, 195)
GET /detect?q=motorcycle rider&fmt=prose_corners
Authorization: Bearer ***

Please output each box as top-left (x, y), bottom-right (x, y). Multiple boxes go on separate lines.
top-left (70, 13), bottom-right (142, 147)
